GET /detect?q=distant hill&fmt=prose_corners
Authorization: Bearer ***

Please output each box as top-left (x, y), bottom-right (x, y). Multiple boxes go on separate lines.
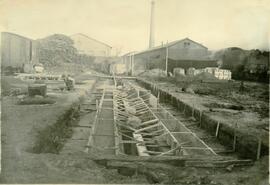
top-left (213, 47), bottom-right (269, 82)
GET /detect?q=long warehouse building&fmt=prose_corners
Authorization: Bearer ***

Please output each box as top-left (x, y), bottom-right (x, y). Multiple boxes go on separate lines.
top-left (122, 38), bottom-right (217, 75)
top-left (1, 32), bottom-right (37, 68)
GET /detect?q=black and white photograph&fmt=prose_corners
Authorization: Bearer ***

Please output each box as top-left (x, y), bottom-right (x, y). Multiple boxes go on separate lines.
top-left (0, 0), bottom-right (269, 184)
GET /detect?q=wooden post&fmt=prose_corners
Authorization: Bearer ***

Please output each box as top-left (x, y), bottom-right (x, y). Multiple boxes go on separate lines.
top-left (165, 47), bottom-right (168, 76)
top-left (157, 91), bottom-right (160, 106)
top-left (199, 110), bottom-right (203, 128)
top-left (232, 123), bottom-right (237, 152)
top-left (192, 104), bottom-right (195, 118)
top-left (183, 104), bottom-right (186, 115)
top-left (256, 137), bottom-right (262, 160)
top-left (96, 99), bottom-right (99, 110)
top-left (131, 53), bottom-right (134, 76)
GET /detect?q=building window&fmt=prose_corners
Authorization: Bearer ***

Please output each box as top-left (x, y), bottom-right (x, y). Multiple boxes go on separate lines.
top-left (184, 42), bottom-right (190, 48)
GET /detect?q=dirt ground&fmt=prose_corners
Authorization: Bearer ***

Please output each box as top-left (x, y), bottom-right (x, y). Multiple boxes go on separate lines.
top-left (0, 75), bottom-right (147, 184)
top-left (153, 76), bottom-right (269, 118)
top-left (141, 76), bottom-right (269, 144)
top-left (0, 74), bottom-right (268, 184)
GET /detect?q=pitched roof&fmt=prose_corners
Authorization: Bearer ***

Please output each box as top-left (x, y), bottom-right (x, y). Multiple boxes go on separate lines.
top-left (2, 32), bottom-right (33, 41)
top-left (121, 51), bottom-right (137, 57)
top-left (70, 33), bottom-right (112, 48)
top-left (133, 38), bottom-right (208, 55)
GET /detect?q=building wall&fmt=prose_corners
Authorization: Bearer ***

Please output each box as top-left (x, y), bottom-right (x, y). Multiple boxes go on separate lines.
top-left (122, 54), bottom-right (133, 75)
top-left (168, 40), bottom-right (208, 60)
top-left (167, 59), bottom-right (217, 72)
top-left (123, 39), bottom-right (210, 76)
top-left (1, 32), bottom-right (35, 68)
top-left (70, 34), bottom-right (111, 56)
top-left (133, 48), bottom-right (166, 75)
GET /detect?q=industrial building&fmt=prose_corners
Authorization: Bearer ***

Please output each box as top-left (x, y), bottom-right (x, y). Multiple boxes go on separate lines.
top-left (123, 38), bottom-right (217, 75)
top-left (1, 32), bottom-right (37, 68)
top-left (70, 33), bottom-right (112, 57)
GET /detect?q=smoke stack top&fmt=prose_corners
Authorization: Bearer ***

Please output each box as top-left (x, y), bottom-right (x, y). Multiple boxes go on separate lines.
top-left (149, 0), bottom-right (155, 48)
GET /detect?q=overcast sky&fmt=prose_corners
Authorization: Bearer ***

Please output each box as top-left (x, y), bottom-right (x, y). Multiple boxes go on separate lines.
top-left (0, 0), bottom-right (269, 54)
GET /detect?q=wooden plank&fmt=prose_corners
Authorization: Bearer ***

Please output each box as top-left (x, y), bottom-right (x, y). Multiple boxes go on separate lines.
top-left (157, 146), bottom-right (181, 156)
top-left (139, 119), bottom-right (159, 126)
top-left (135, 122), bottom-right (161, 133)
top-left (133, 133), bottom-right (150, 156)
top-left (185, 160), bottom-right (253, 168)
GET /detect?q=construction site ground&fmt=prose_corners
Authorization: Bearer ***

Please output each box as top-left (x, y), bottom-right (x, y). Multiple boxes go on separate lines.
top-left (0, 75), bottom-right (148, 183)
top-left (138, 76), bottom-right (269, 146)
top-left (0, 72), bottom-right (269, 184)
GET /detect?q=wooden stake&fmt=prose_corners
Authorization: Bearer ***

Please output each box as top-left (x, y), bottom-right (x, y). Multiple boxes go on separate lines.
top-left (215, 121), bottom-right (220, 138)
top-left (192, 104), bottom-right (195, 118)
top-left (199, 110), bottom-right (203, 128)
top-left (256, 137), bottom-right (262, 160)
top-left (96, 99), bottom-right (98, 110)
top-left (157, 91), bottom-right (160, 105)
top-left (232, 123), bottom-right (237, 152)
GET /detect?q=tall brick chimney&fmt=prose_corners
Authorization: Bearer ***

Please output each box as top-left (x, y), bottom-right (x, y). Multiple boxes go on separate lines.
top-left (149, 0), bottom-right (155, 48)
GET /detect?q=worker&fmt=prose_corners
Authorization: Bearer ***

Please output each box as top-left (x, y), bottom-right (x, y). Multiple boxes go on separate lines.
top-left (239, 81), bottom-right (245, 93)
top-left (62, 74), bottom-right (75, 91)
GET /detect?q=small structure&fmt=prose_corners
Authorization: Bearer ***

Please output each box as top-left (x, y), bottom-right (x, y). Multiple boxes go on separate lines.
top-left (187, 68), bottom-right (201, 76)
top-left (173, 68), bottom-right (185, 76)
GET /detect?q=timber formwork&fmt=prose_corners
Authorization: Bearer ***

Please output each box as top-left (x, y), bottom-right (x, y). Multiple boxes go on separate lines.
top-left (85, 77), bottom-right (253, 168)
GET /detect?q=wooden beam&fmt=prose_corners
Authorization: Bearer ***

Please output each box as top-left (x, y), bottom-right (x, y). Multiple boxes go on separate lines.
top-left (139, 119), bottom-right (159, 127)
top-left (135, 122), bottom-right (161, 133)
top-left (133, 133), bottom-right (150, 156)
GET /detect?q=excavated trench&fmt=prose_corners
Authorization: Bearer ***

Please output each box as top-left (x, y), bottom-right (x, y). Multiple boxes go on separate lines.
top-left (31, 103), bottom-right (81, 154)
top-left (86, 78), bottom-right (243, 160)
top-left (31, 76), bottom-right (260, 163)
top-left (135, 78), bottom-right (268, 159)
top-left (24, 76), bottom-right (265, 184)
top-left (29, 76), bottom-right (257, 183)
top-left (81, 77), bottom-right (256, 184)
